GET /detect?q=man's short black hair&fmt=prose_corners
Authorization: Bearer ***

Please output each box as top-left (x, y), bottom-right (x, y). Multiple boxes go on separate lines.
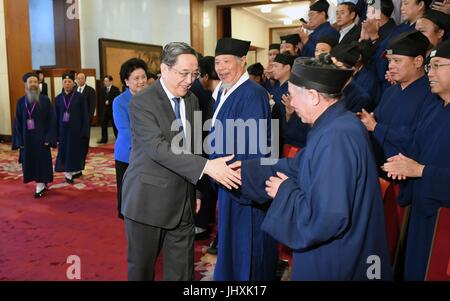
top-left (104, 75), bottom-right (113, 81)
top-left (199, 56), bottom-right (219, 80)
top-left (339, 2), bottom-right (358, 21)
top-left (247, 63), bottom-right (264, 78)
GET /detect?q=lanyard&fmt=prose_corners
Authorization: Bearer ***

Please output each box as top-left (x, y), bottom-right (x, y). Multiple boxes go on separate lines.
top-left (24, 97), bottom-right (36, 119)
top-left (63, 93), bottom-right (74, 112)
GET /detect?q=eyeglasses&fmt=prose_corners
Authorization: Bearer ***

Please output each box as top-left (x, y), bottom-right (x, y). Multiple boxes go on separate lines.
top-left (170, 67), bottom-right (200, 80)
top-left (425, 62), bottom-right (450, 73)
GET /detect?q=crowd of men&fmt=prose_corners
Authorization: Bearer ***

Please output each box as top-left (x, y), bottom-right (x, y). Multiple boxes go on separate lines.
top-left (11, 0), bottom-right (450, 281)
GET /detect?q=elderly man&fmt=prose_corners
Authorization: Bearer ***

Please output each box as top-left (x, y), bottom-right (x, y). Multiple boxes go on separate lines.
top-left (55, 72), bottom-right (90, 184)
top-left (383, 40), bottom-right (450, 281)
top-left (233, 56), bottom-right (392, 281)
top-left (121, 42), bottom-right (241, 281)
top-left (12, 72), bottom-right (56, 198)
top-left (209, 37), bottom-right (278, 281)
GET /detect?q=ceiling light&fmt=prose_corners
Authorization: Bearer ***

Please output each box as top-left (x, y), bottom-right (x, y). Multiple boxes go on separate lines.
top-left (283, 18), bottom-right (293, 25)
top-left (271, 0), bottom-right (283, 2)
top-left (260, 5), bottom-right (272, 13)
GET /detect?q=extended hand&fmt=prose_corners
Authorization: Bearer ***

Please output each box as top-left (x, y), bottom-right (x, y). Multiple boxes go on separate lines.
top-left (381, 153), bottom-right (424, 180)
top-left (204, 155), bottom-right (241, 189)
top-left (265, 172), bottom-right (289, 199)
top-left (356, 109), bottom-right (377, 132)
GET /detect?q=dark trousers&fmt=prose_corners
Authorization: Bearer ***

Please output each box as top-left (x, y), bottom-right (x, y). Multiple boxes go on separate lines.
top-left (115, 160), bottom-right (128, 219)
top-left (195, 177), bottom-right (217, 229)
top-left (101, 107), bottom-right (117, 142)
top-left (124, 199), bottom-right (195, 281)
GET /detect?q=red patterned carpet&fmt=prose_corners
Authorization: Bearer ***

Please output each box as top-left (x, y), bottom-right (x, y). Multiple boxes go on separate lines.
top-left (0, 143), bottom-right (213, 281)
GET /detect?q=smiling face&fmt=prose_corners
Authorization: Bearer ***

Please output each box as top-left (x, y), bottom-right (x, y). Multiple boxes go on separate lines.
top-left (427, 57), bottom-right (450, 96)
top-left (161, 53), bottom-right (199, 97)
top-left (125, 68), bottom-right (147, 95)
top-left (215, 54), bottom-right (246, 87)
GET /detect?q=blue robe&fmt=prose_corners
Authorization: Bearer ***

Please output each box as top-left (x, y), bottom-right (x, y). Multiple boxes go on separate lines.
top-left (12, 96), bottom-right (57, 183)
top-left (302, 22), bottom-right (339, 58)
top-left (209, 78), bottom-right (278, 281)
top-left (353, 66), bottom-right (378, 111)
top-left (241, 102), bottom-right (392, 280)
top-left (55, 91), bottom-right (90, 172)
top-left (398, 95), bottom-right (450, 280)
top-left (271, 81), bottom-right (309, 149)
top-left (341, 81), bottom-right (373, 113)
top-left (372, 75), bottom-right (432, 166)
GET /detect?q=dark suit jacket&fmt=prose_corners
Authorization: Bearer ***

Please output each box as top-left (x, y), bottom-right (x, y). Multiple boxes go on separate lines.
top-left (80, 85), bottom-right (97, 121)
top-left (339, 24), bottom-right (361, 45)
top-left (99, 85), bottom-right (121, 115)
top-left (40, 82), bottom-right (48, 96)
top-left (121, 79), bottom-right (207, 228)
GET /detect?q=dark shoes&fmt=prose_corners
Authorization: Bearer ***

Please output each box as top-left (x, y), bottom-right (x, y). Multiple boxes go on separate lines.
top-left (73, 171), bottom-right (83, 179)
top-left (34, 187), bottom-right (47, 198)
top-left (96, 139), bottom-right (107, 144)
top-left (194, 227), bottom-right (211, 241)
top-left (65, 177), bottom-right (74, 184)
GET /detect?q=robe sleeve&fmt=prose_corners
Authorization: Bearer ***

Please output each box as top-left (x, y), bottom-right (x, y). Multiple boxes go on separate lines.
top-left (45, 100), bottom-right (57, 148)
top-left (241, 155), bottom-right (302, 203)
top-left (12, 99), bottom-right (23, 150)
top-left (373, 121), bottom-right (416, 157)
top-left (421, 165), bottom-right (450, 207)
top-left (261, 131), bottom-right (356, 250)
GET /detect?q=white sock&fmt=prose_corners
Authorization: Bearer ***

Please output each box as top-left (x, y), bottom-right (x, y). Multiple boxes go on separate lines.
top-left (64, 172), bottom-right (73, 179)
top-left (36, 183), bottom-right (45, 193)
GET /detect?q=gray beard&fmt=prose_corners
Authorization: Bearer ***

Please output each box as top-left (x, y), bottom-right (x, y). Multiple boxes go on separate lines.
top-left (27, 89), bottom-right (40, 103)
top-left (221, 82), bottom-right (233, 91)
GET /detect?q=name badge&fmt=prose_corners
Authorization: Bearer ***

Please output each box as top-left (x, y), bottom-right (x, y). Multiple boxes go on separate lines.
top-left (27, 119), bottom-right (35, 130)
top-left (63, 112), bottom-right (70, 122)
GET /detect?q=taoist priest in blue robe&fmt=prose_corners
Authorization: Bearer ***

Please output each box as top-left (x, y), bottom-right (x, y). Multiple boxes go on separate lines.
top-left (358, 30), bottom-right (433, 169)
top-left (230, 57), bottom-right (393, 281)
top-left (382, 40), bottom-right (450, 281)
top-left (209, 37), bottom-right (278, 281)
top-left (55, 72), bottom-right (90, 183)
top-left (12, 72), bottom-right (57, 198)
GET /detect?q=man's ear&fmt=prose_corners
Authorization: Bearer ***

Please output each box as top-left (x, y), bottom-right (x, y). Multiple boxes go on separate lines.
top-left (309, 89), bottom-right (321, 106)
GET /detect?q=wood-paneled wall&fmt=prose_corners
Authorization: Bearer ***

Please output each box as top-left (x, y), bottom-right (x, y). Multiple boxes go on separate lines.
top-left (53, 0), bottom-right (81, 69)
top-left (4, 0), bottom-right (33, 130)
top-left (190, 0), bottom-right (204, 55)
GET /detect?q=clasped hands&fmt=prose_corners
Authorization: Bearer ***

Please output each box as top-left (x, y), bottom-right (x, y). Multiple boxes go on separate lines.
top-left (381, 153), bottom-right (425, 180)
top-left (204, 156), bottom-right (288, 198)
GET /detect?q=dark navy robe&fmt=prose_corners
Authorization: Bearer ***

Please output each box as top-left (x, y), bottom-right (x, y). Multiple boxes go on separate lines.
top-left (209, 78), bottom-right (278, 281)
top-left (397, 95), bottom-right (450, 280)
top-left (12, 96), bottom-right (56, 183)
top-left (341, 81), bottom-right (373, 113)
top-left (55, 91), bottom-right (90, 172)
top-left (302, 22), bottom-right (340, 58)
top-left (240, 102), bottom-right (392, 280)
top-left (353, 66), bottom-right (378, 111)
top-left (372, 75), bottom-right (432, 166)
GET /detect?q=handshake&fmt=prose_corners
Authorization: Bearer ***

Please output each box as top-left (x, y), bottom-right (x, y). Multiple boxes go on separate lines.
top-left (203, 155), bottom-right (242, 190)
top-left (203, 155), bottom-right (289, 199)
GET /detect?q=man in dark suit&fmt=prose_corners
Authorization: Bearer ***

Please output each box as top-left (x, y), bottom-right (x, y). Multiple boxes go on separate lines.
top-left (336, 1), bottom-right (361, 45)
top-left (76, 72), bottom-right (97, 123)
top-left (97, 75), bottom-right (120, 143)
top-left (36, 71), bottom-right (48, 96)
top-left (76, 72), bottom-right (97, 174)
top-left (121, 42), bottom-right (241, 281)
